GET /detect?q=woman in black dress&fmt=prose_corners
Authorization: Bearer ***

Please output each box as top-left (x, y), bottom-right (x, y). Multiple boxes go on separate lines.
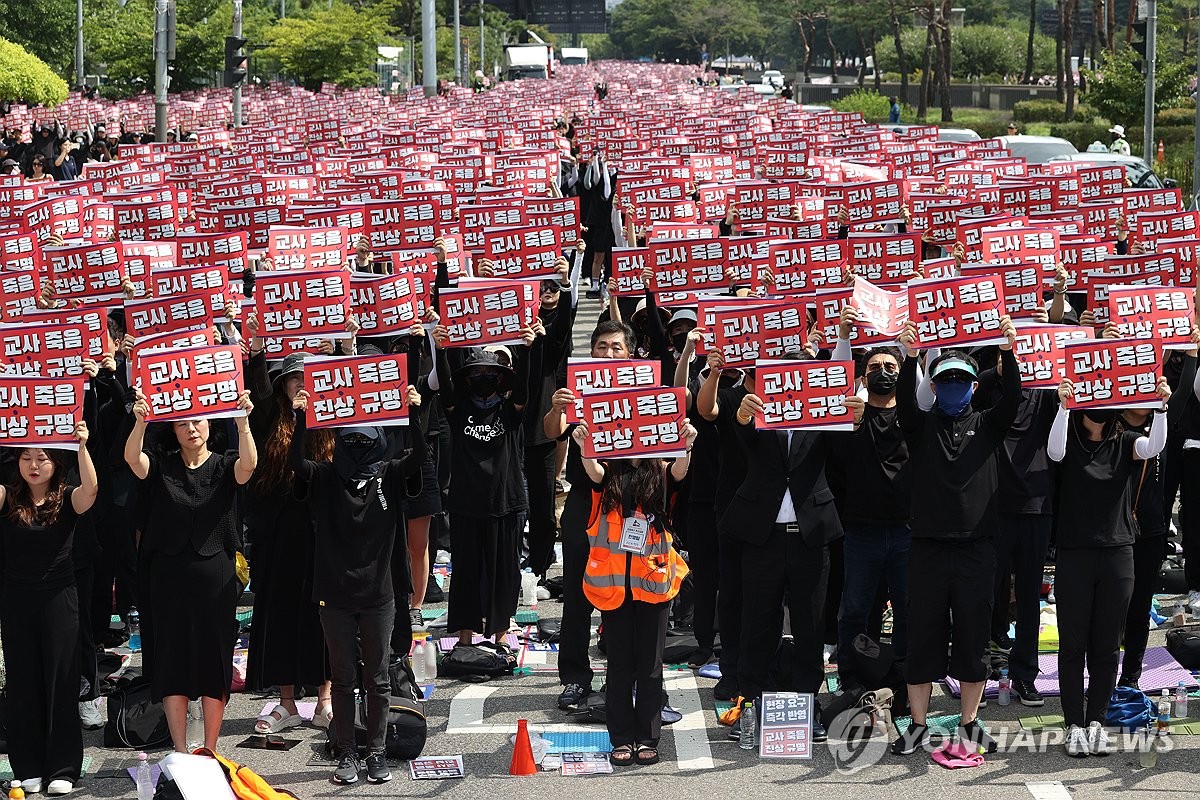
top-left (244, 346), bottom-right (335, 733)
top-left (0, 422), bottom-right (98, 796)
top-left (580, 154), bottom-right (618, 290)
top-left (124, 387), bottom-right (257, 753)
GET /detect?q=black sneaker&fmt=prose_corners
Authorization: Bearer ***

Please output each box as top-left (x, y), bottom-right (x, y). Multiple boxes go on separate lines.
top-left (425, 573), bottom-right (444, 603)
top-left (687, 648), bottom-right (713, 669)
top-left (713, 677), bottom-right (738, 702)
top-left (1012, 678), bottom-right (1045, 707)
top-left (408, 607), bottom-right (425, 632)
top-left (332, 752), bottom-right (361, 785)
top-left (958, 720), bottom-right (998, 754)
top-left (812, 719), bottom-right (828, 743)
top-left (365, 752), bottom-right (392, 783)
top-left (558, 682), bottom-right (590, 710)
top-left (891, 723), bottom-right (930, 755)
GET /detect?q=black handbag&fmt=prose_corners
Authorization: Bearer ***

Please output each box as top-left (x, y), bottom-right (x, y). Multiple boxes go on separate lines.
top-left (103, 675), bottom-right (171, 750)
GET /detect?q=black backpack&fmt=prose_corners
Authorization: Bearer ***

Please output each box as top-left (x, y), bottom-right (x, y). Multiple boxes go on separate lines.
top-left (1167, 628), bottom-right (1200, 670)
top-left (323, 694), bottom-right (427, 759)
top-left (388, 658), bottom-right (423, 702)
top-left (104, 674), bottom-right (171, 749)
top-left (437, 643), bottom-right (515, 682)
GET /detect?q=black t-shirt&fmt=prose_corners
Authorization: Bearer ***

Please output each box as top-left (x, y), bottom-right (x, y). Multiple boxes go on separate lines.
top-left (447, 397), bottom-right (527, 518)
top-left (559, 430), bottom-right (593, 534)
top-left (0, 486), bottom-right (79, 589)
top-left (1056, 427), bottom-right (1142, 548)
top-left (713, 384), bottom-right (749, 515)
top-left (1127, 418), bottom-right (1168, 539)
top-left (839, 405), bottom-right (910, 526)
top-left (976, 374), bottom-right (1058, 515)
top-left (141, 452), bottom-right (241, 557)
top-left (685, 379), bottom-right (720, 504)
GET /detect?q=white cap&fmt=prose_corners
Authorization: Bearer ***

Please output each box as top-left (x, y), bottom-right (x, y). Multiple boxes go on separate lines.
top-left (1109, 124), bottom-right (1125, 137)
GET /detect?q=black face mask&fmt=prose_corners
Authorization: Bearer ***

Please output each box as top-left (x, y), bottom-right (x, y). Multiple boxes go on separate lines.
top-left (671, 333), bottom-right (689, 352)
top-left (468, 374), bottom-right (500, 397)
top-left (866, 369), bottom-right (898, 396)
top-left (1083, 408), bottom-right (1117, 426)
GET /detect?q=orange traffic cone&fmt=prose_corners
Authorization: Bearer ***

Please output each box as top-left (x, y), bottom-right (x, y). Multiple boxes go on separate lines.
top-left (1158, 139), bottom-right (1166, 164)
top-left (509, 719), bottom-right (537, 776)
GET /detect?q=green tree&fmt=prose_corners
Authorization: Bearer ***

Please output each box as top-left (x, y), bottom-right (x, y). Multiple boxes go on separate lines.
top-left (0, 37), bottom-right (70, 106)
top-left (1083, 44), bottom-right (1192, 126)
top-left (263, 1), bottom-right (391, 89)
top-left (0, 0), bottom-right (75, 77)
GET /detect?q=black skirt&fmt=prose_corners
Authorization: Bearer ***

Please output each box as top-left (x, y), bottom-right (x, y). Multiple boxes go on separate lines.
top-left (148, 546), bottom-right (238, 702)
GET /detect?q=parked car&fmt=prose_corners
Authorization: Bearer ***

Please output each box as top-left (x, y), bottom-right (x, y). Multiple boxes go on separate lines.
top-left (995, 134), bottom-right (1078, 163)
top-left (1047, 152), bottom-right (1177, 189)
top-left (761, 70), bottom-right (784, 89)
top-left (883, 124), bottom-right (980, 143)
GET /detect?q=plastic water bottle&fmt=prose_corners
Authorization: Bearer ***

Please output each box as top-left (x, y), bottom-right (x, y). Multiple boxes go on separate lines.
top-left (423, 637), bottom-right (437, 684)
top-left (997, 668), bottom-right (1011, 707)
top-left (185, 700), bottom-right (203, 752)
top-left (1175, 681), bottom-right (1189, 720)
top-left (521, 569), bottom-right (539, 608)
top-left (8, 780), bottom-right (24, 799)
top-left (127, 608), bottom-right (141, 652)
top-left (412, 637), bottom-right (429, 684)
top-left (738, 700), bottom-right (757, 751)
top-left (1158, 689), bottom-right (1172, 735)
top-left (1139, 730), bottom-right (1159, 768)
top-left (135, 752), bottom-right (154, 800)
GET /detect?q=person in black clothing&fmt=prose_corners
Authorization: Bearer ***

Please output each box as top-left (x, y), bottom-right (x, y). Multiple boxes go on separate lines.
top-left (580, 155), bottom-right (617, 294)
top-left (124, 388), bottom-right (257, 753)
top-left (722, 351), bottom-right (866, 744)
top-left (891, 315), bottom-right (1020, 757)
top-left (289, 382), bottom-right (423, 785)
top-left (428, 332), bottom-right (538, 649)
top-left (546, 320), bottom-right (636, 709)
top-left (0, 424), bottom-right (98, 796)
top-left (1049, 375), bottom-right (1170, 757)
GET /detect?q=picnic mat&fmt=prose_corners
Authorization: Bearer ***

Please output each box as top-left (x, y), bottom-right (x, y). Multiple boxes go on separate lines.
top-left (894, 713), bottom-right (970, 737)
top-left (540, 730), bottom-right (612, 753)
top-left (437, 634), bottom-right (520, 653)
top-left (0, 756), bottom-right (92, 781)
top-left (1019, 712), bottom-right (1200, 734)
top-left (944, 647), bottom-right (1197, 699)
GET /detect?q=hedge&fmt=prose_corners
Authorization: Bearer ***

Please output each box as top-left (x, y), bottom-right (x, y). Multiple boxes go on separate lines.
top-left (0, 37), bottom-right (68, 107)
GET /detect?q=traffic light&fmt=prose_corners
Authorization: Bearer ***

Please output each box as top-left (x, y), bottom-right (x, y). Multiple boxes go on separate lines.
top-left (1131, 20), bottom-right (1148, 73)
top-left (223, 36), bottom-right (248, 88)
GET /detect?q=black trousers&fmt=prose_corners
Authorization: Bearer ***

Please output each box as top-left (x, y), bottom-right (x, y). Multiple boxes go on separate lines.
top-left (523, 441), bottom-right (558, 577)
top-left (75, 565), bottom-right (98, 701)
top-left (1179, 449), bottom-right (1200, 589)
top-left (1056, 546), bottom-right (1135, 728)
top-left (1121, 535), bottom-right (1167, 686)
top-left (557, 501), bottom-right (594, 687)
top-left (716, 533), bottom-right (744, 693)
top-left (738, 527), bottom-right (828, 701)
top-left (320, 600), bottom-right (395, 755)
top-left (991, 513), bottom-right (1052, 682)
top-left (92, 501), bottom-right (137, 638)
top-left (685, 503), bottom-right (719, 652)
top-left (1, 584), bottom-right (83, 784)
top-left (601, 598), bottom-right (669, 747)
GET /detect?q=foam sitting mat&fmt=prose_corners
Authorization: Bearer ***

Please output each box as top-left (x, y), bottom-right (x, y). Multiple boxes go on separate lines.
top-left (1020, 713), bottom-right (1200, 735)
top-left (894, 713), bottom-right (974, 737)
top-left (826, 673), bottom-right (841, 694)
top-left (714, 700), bottom-right (735, 725)
top-left (944, 647), bottom-right (1197, 698)
top-left (421, 608), bottom-right (442, 622)
top-left (514, 610), bottom-right (539, 625)
top-left (540, 730), bottom-right (612, 753)
top-left (0, 756), bottom-right (92, 781)
top-left (437, 633), bottom-right (519, 652)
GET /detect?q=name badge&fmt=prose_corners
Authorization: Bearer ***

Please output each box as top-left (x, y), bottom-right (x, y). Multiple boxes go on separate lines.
top-left (619, 513), bottom-right (649, 554)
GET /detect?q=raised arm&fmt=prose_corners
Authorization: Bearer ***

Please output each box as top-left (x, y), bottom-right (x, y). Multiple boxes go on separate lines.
top-left (895, 321), bottom-right (924, 434)
top-left (696, 348), bottom-right (724, 422)
top-left (233, 390), bottom-right (258, 485)
top-left (1047, 394), bottom-right (1069, 463)
top-left (71, 421), bottom-right (99, 514)
top-left (571, 423), bottom-right (606, 484)
top-left (668, 421), bottom-right (698, 482)
top-left (288, 390), bottom-right (318, 487)
top-left (123, 388), bottom-right (152, 479)
top-left (982, 319), bottom-right (1021, 434)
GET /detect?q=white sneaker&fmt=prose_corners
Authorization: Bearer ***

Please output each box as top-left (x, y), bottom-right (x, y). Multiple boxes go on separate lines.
top-left (46, 779), bottom-right (73, 795)
top-left (535, 586), bottom-right (551, 601)
top-left (79, 699), bottom-right (103, 730)
top-left (822, 643), bottom-right (836, 663)
top-left (18, 778), bottom-right (43, 793)
top-left (1188, 590), bottom-right (1200, 614)
top-left (435, 550), bottom-right (451, 565)
top-left (1065, 724), bottom-right (1090, 757)
top-left (1087, 721), bottom-right (1110, 756)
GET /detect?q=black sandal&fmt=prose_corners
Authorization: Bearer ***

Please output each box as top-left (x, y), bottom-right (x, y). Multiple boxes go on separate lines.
top-left (610, 744), bottom-right (635, 766)
top-left (634, 744), bottom-right (659, 765)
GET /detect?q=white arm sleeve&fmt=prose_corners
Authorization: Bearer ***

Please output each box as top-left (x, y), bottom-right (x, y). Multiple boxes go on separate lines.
top-left (1047, 405), bottom-right (1069, 462)
top-left (915, 347), bottom-right (939, 412)
top-left (1134, 411), bottom-right (1168, 460)
top-left (832, 335), bottom-right (852, 362)
top-left (427, 364), bottom-right (440, 392)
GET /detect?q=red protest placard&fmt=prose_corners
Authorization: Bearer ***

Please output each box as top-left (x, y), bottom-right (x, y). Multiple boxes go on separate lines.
top-left (847, 232), bottom-right (921, 286)
top-left (565, 358), bottom-right (662, 424)
top-left (175, 232), bottom-right (250, 274)
top-left (613, 248), bottom-right (649, 296)
top-left (1088, 274), bottom-right (1166, 326)
top-left (649, 238), bottom-right (727, 294)
top-left (0, 231), bottom-right (39, 271)
top-left (0, 323), bottom-right (90, 378)
top-left (124, 294), bottom-right (213, 340)
top-left (907, 275), bottom-right (1006, 349)
top-left (579, 385), bottom-right (687, 460)
top-left (851, 278), bottom-right (909, 338)
top-left (754, 359), bottom-right (854, 431)
top-left (1063, 337), bottom-right (1161, 409)
top-left (0, 270), bottom-right (39, 322)
top-left (482, 225), bottom-right (562, 278)
top-left (767, 239), bottom-right (845, 295)
top-left (255, 270), bottom-right (351, 339)
top-left (1012, 322), bottom-right (1095, 388)
top-left (305, 353), bottom-right (410, 429)
top-left (122, 240), bottom-right (177, 298)
top-left (350, 273), bottom-right (419, 336)
top-left (842, 180), bottom-right (905, 225)
top-left (439, 278), bottom-right (539, 346)
top-left (711, 299), bottom-right (808, 368)
top-left (980, 225), bottom-right (1060, 274)
top-left (0, 375), bottom-right (85, 450)
top-left (1107, 285), bottom-right (1195, 348)
top-left (133, 326), bottom-right (214, 353)
top-left (19, 308), bottom-right (106, 357)
top-left (266, 225), bottom-right (350, 271)
top-left (134, 344), bottom-right (245, 422)
top-left (960, 261), bottom-right (1044, 319)
top-left (44, 241), bottom-right (126, 303)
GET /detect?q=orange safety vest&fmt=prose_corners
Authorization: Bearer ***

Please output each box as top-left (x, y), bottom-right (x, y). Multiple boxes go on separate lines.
top-left (194, 749), bottom-right (300, 800)
top-left (582, 498), bottom-right (688, 611)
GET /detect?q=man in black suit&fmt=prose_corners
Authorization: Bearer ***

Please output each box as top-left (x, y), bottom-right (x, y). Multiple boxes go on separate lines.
top-left (720, 364), bottom-right (865, 742)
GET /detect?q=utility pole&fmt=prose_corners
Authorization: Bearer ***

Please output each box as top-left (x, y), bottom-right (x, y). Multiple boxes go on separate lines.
top-left (154, 0), bottom-right (169, 141)
top-left (479, 0), bottom-right (485, 80)
top-left (453, 0), bottom-right (461, 84)
top-left (280, 0), bottom-right (285, 18)
top-left (75, 0), bottom-right (84, 87)
top-left (1142, 0), bottom-right (1157, 161)
top-left (231, 0), bottom-right (243, 128)
top-left (422, 0), bottom-right (437, 96)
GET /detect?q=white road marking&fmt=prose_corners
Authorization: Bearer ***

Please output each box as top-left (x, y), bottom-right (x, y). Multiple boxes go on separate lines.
top-left (665, 670), bottom-right (715, 771)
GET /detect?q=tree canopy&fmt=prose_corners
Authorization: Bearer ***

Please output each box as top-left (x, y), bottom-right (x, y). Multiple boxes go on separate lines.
top-left (0, 37), bottom-right (70, 107)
